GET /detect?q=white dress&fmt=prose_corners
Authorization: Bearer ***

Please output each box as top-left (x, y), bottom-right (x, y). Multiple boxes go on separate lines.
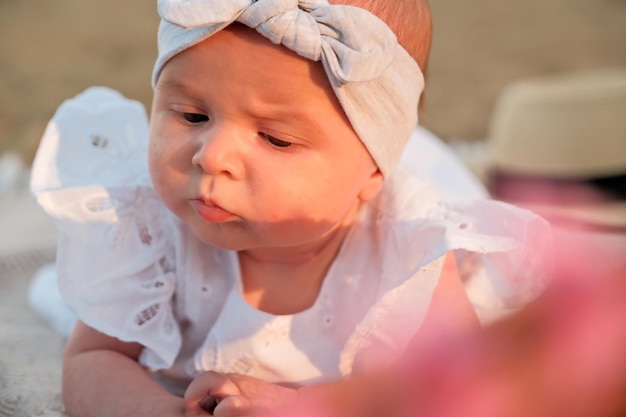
top-left (30, 87), bottom-right (551, 387)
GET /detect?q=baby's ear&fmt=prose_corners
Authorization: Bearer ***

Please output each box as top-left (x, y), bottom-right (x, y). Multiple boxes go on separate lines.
top-left (358, 170), bottom-right (384, 202)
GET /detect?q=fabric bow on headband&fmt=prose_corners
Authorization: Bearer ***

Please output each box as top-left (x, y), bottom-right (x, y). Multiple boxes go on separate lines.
top-left (153, 0), bottom-right (424, 176)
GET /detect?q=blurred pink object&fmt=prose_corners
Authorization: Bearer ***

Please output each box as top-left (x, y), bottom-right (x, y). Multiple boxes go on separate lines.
top-left (268, 238), bottom-right (626, 417)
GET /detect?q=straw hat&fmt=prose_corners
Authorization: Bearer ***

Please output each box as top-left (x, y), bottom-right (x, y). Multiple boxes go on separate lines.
top-left (486, 67), bottom-right (626, 230)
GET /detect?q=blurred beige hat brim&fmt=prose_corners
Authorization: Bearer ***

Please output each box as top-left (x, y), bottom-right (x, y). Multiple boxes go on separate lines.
top-left (486, 67), bottom-right (626, 229)
top-left (488, 67), bottom-right (626, 178)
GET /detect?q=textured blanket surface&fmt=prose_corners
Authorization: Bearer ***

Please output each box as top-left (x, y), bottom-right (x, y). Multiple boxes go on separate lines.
top-left (0, 191), bottom-right (67, 417)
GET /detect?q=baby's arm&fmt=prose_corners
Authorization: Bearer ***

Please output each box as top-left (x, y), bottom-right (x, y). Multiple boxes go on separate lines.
top-left (421, 252), bottom-right (481, 337)
top-left (63, 320), bottom-right (185, 417)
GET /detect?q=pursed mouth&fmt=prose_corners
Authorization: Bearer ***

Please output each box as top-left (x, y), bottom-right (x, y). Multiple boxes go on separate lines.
top-left (191, 199), bottom-right (236, 223)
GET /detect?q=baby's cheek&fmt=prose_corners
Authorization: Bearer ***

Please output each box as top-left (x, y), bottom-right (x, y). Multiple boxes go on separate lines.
top-left (147, 160), bottom-right (179, 213)
top-left (147, 137), bottom-right (165, 179)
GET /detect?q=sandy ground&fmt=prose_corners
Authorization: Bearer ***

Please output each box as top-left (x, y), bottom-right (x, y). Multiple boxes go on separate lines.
top-left (0, 188), bottom-right (63, 416)
top-left (1, 0), bottom-right (626, 163)
top-left (0, 2), bottom-right (625, 415)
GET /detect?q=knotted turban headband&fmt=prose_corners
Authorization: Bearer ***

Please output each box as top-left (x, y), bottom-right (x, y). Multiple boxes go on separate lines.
top-left (153, 0), bottom-right (424, 177)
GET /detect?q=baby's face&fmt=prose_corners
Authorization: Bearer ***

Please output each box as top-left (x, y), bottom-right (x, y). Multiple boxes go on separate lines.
top-left (149, 24), bottom-right (381, 254)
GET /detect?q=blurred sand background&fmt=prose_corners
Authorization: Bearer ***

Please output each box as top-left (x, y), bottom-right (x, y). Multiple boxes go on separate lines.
top-left (1, 0), bottom-right (626, 163)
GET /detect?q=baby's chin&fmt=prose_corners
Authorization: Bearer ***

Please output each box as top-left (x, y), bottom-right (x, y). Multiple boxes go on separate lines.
top-left (184, 211), bottom-right (351, 254)
top-left (186, 224), bottom-right (253, 252)
top-left (184, 221), bottom-right (285, 252)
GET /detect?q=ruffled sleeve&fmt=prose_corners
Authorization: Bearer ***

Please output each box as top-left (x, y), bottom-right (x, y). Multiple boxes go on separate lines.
top-left (339, 171), bottom-right (552, 374)
top-left (430, 198), bottom-right (552, 311)
top-left (30, 87), bottom-right (182, 369)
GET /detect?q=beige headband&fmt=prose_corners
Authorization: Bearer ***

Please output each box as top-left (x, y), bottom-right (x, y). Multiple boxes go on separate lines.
top-left (153, 0), bottom-right (424, 177)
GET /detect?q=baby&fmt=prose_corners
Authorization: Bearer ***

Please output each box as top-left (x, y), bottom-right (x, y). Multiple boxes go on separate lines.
top-left (30, 0), bottom-right (550, 416)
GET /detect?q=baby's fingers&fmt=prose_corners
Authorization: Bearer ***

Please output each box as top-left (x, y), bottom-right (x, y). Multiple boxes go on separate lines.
top-left (186, 396), bottom-right (250, 417)
top-left (185, 371), bottom-right (243, 416)
top-left (212, 395), bottom-right (252, 417)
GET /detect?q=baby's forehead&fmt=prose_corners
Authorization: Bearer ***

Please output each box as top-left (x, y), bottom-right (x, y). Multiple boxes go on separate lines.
top-left (160, 26), bottom-right (348, 122)
top-left (174, 24), bottom-right (338, 97)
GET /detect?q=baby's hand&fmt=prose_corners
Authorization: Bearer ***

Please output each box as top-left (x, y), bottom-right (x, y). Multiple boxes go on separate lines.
top-left (184, 371), bottom-right (298, 417)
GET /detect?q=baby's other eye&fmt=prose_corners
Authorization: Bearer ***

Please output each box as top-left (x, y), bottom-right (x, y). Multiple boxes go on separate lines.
top-left (262, 133), bottom-right (292, 148)
top-left (183, 112), bottom-right (209, 124)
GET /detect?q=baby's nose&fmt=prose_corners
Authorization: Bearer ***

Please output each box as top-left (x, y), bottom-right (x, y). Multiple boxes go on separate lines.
top-left (191, 125), bottom-right (245, 178)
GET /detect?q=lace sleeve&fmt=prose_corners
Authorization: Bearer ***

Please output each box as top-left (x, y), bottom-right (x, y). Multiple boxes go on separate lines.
top-left (30, 87), bottom-right (182, 369)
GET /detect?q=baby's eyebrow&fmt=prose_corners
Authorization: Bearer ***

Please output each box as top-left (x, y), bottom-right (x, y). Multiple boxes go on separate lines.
top-left (156, 78), bottom-right (192, 93)
top-left (256, 105), bottom-right (327, 138)
top-left (157, 78), bottom-right (328, 137)
top-left (157, 79), bottom-right (209, 104)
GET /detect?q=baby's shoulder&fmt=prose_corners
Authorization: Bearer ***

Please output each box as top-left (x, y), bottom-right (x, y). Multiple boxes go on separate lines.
top-left (357, 168), bottom-right (551, 270)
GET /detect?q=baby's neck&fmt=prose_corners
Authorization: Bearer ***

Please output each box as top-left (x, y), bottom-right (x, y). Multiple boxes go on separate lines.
top-left (238, 206), bottom-right (358, 315)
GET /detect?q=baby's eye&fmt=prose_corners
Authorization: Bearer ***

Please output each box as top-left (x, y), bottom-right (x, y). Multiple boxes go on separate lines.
top-left (183, 112), bottom-right (209, 124)
top-left (262, 133), bottom-right (292, 148)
